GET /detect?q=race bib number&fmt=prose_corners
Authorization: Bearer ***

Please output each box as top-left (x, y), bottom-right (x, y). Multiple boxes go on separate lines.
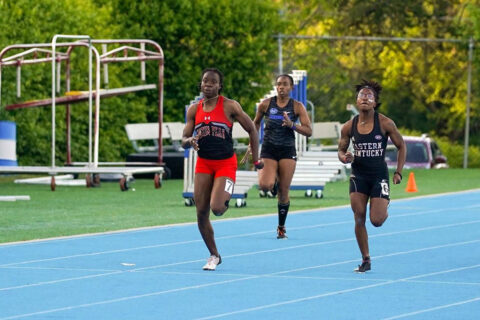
top-left (224, 179), bottom-right (234, 195)
top-left (380, 180), bottom-right (390, 196)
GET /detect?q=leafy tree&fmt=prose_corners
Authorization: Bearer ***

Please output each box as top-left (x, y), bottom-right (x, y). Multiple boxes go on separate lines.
top-left (461, 0), bottom-right (480, 146)
top-left (111, 0), bottom-right (282, 121)
top-left (280, 0), bottom-right (479, 150)
top-left (2, 0), bottom-right (479, 169)
top-left (1, 0), bottom-right (282, 165)
top-left (0, 0), bottom-right (121, 164)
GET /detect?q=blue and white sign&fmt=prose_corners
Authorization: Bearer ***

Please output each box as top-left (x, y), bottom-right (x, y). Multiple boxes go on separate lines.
top-left (0, 121), bottom-right (18, 166)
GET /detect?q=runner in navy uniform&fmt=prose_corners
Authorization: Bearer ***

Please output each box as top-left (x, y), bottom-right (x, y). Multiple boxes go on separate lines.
top-left (338, 79), bottom-right (406, 272)
top-left (244, 74), bottom-right (312, 239)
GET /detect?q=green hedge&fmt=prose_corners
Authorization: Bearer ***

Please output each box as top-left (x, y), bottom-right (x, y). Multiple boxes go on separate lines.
top-left (436, 137), bottom-right (480, 169)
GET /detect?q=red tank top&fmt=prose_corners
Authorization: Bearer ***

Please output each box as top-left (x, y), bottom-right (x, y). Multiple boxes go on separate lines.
top-left (194, 96), bottom-right (234, 159)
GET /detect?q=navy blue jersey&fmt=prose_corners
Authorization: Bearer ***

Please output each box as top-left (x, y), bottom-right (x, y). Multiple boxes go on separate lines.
top-left (350, 112), bottom-right (388, 178)
top-left (262, 97), bottom-right (298, 147)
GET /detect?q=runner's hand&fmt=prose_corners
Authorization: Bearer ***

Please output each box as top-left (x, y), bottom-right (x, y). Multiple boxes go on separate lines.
top-left (282, 112), bottom-right (294, 128)
top-left (393, 172), bottom-right (402, 185)
top-left (190, 136), bottom-right (200, 151)
top-left (254, 160), bottom-right (264, 170)
top-left (190, 131), bottom-right (209, 151)
top-left (343, 152), bottom-right (354, 163)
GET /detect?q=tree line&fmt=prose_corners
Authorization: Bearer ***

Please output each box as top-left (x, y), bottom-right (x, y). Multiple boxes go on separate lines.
top-left (0, 0), bottom-right (479, 167)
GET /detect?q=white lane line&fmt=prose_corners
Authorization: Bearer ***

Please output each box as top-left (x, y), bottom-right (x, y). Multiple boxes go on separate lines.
top-left (0, 238), bottom-right (204, 267)
top-left (0, 236), bottom-right (478, 300)
top-left (0, 274), bottom-right (262, 320)
top-left (131, 220), bottom-right (480, 272)
top-left (159, 271), bottom-right (480, 286)
top-left (1, 223), bottom-right (479, 292)
top-left (2, 203), bottom-right (478, 268)
top-left (382, 297), bottom-right (480, 319)
top-left (403, 279), bottom-right (480, 286)
top-left (2, 261), bottom-right (479, 320)
top-left (194, 264), bottom-right (480, 320)
top-left (0, 271), bottom-right (124, 292)
top-left (0, 266), bottom-right (118, 272)
top-left (1, 189), bottom-right (478, 249)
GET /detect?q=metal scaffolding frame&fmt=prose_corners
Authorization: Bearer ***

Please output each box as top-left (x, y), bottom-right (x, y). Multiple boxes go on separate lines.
top-left (0, 34), bottom-right (165, 191)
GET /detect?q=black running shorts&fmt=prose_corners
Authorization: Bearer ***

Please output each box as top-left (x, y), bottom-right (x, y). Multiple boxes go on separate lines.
top-left (260, 143), bottom-right (297, 161)
top-left (349, 175), bottom-right (390, 200)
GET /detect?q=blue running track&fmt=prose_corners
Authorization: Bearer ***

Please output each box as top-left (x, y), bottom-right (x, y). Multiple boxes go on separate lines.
top-left (1, 190), bottom-right (479, 319)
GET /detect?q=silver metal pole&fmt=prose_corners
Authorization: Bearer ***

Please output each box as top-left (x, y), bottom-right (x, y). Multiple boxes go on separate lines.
top-left (306, 100), bottom-right (315, 122)
top-left (52, 36), bottom-right (57, 168)
top-left (93, 44), bottom-right (101, 167)
top-left (88, 39), bottom-right (93, 166)
top-left (56, 61), bottom-right (61, 92)
top-left (463, 37), bottom-right (474, 169)
top-left (278, 33), bottom-right (283, 75)
top-left (141, 42), bottom-right (146, 81)
top-left (281, 34), bottom-right (466, 44)
top-left (0, 65), bottom-right (2, 106)
top-left (52, 35), bottom-right (92, 168)
top-left (102, 44), bottom-right (108, 85)
top-left (16, 63), bottom-right (21, 98)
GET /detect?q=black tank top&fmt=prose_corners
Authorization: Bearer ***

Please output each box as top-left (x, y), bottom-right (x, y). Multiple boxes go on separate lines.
top-left (351, 112), bottom-right (388, 178)
top-left (263, 97), bottom-right (298, 147)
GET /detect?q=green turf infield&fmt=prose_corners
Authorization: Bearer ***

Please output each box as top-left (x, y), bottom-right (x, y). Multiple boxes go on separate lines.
top-left (0, 168), bottom-right (479, 243)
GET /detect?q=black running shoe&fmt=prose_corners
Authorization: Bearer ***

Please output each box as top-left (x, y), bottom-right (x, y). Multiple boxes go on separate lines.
top-left (277, 226), bottom-right (288, 239)
top-left (354, 260), bottom-right (371, 273)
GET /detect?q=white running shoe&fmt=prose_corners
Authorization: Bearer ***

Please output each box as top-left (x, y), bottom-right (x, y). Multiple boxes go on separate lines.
top-left (202, 255), bottom-right (222, 271)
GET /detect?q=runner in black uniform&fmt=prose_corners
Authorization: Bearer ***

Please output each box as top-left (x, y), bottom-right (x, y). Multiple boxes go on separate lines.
top-left (244, 74), bottom-right (312, 239)
top-left (350, 112), bottom-right (390, 199)
top-left (338, 80), bottom-right (406, 272)
top-left (261, 96), bottom-right (298, 160)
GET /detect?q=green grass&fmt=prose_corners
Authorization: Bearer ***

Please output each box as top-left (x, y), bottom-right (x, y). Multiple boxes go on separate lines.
top-left (0, 168), bottom-right (479, 244)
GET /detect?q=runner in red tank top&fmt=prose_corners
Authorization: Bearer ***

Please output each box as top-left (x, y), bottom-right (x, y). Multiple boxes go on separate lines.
top-left (182, 68), bottom-right (263, 271)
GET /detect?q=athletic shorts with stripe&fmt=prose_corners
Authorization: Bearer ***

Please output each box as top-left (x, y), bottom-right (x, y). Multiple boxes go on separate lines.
top-left (349, 174), bottom-right (390, 200)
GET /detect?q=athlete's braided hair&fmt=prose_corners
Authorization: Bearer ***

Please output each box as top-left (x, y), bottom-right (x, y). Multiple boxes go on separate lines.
top-left (355, 79), bottom-right (382, 109)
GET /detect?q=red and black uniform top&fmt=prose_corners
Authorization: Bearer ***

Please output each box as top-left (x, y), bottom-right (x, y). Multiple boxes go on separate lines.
top-left (194, 96), bottom-right (234, 160)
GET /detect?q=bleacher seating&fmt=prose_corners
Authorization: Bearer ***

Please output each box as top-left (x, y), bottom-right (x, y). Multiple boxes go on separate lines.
top-left (125, 122), bottom-right (185, 152)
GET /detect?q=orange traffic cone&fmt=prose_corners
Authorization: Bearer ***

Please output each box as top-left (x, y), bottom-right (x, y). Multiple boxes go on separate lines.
top-left (405, 172), bottom-right (418, 193)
